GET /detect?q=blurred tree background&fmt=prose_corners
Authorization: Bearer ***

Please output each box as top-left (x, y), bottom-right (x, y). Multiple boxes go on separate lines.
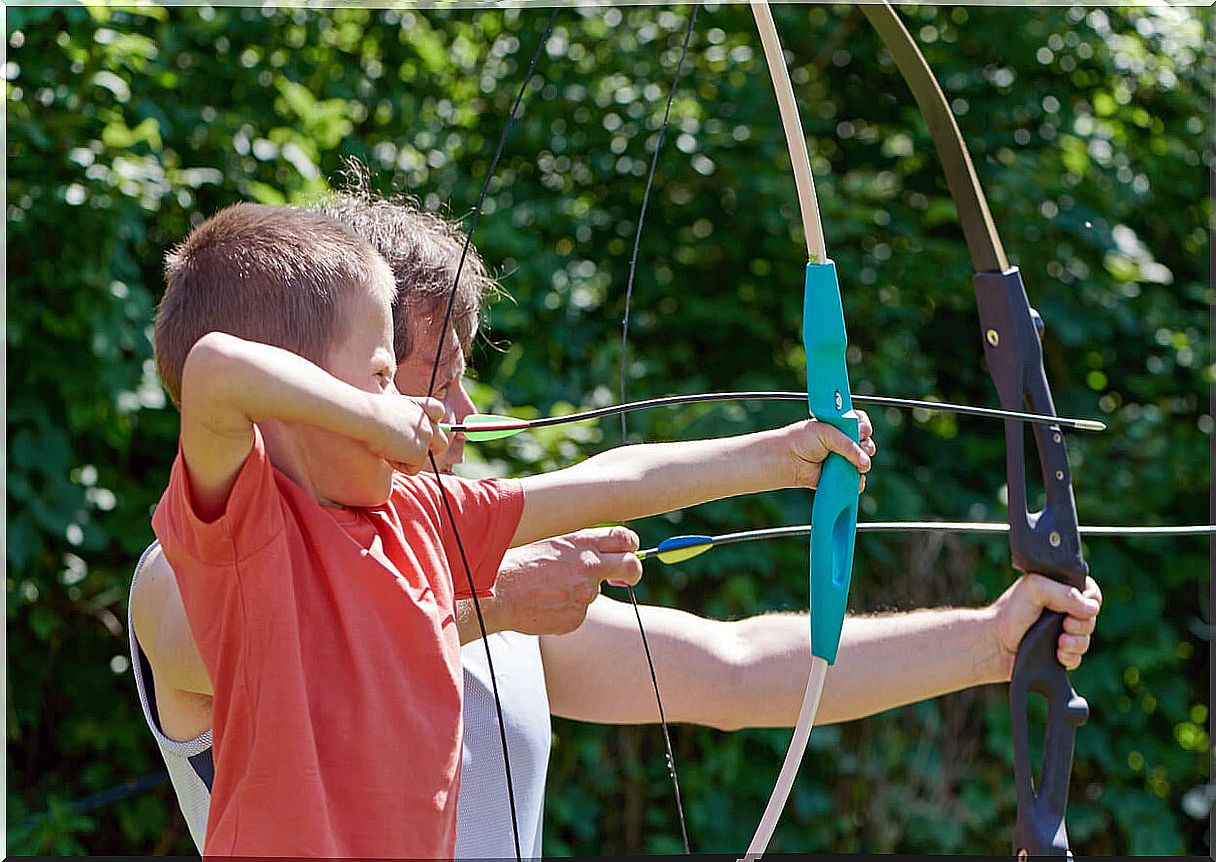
top-left (6, 1), bottom-right (1211, 856)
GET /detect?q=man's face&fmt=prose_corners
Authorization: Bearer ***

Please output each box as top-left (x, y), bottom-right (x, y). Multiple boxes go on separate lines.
top-left (394, 323), bottom-right (475, 474)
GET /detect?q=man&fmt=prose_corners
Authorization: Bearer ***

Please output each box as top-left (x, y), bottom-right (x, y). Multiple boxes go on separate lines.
top-left (129, 188), bottom-right (1102, 857)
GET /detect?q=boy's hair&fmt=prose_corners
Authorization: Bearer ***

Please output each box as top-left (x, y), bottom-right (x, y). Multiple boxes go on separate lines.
top-left (155, 203), bottom-right (395, 405)
top-left (310, 163), bottom-right (498, 363)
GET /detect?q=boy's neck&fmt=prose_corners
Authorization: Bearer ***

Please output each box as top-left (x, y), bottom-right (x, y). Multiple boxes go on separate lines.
top-left (258, 420), bottom-right (344, 509)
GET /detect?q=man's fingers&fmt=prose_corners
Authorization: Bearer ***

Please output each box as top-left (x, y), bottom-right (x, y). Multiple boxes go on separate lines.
top-left (1057, 632), bottom-right (1091, 656)
top-left (1057, 650), bottom-right (1081, 672)
top-left (602, 552), bottom-right (643, 588)
top-left (819, 423), bottom-right (872, 473)
top-left (1057, 631), bottom-right (1091, 670)
top-left (1025, 573), bottom-right (1100, 619)
top-left (856, 409), bottom-right (874, 442)
top-left (559, 528), bottom-right (643, 587)
top-left (1062, 612), bottom-right (1097, 637)
top-left (572, 525), bottom-right (641, 553)
top-left (855, 410), bottom-right (877, 457)
top-left (1081, 575), bottom-right (1103, 605)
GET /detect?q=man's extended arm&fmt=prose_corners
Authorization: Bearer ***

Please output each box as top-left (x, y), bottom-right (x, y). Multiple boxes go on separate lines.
top-left (540, 575), bottom-right (1101, 730)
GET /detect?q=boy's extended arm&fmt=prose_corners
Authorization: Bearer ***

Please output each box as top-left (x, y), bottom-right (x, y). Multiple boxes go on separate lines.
top-left (510, 420), bottom-right (870, 547)
top-left (177, 331), bottom-right (441, 521)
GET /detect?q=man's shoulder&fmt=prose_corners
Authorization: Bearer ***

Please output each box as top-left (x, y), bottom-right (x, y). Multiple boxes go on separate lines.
top-left (130, 542), bottom-right (170, 645)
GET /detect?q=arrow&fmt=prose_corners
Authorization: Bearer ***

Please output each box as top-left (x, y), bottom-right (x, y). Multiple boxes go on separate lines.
top-left (636, 521), bottom-right (1216, 564)
top-left (440, 390), bottom-right (1106, 441)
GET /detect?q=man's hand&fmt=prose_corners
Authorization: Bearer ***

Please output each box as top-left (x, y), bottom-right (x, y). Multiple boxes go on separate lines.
top-left (785, 409), bottom-right (876, 492)
top-left (988, 572), bottom-right (1103, 680)
top-left (463, 527), bottom-right (643, 640)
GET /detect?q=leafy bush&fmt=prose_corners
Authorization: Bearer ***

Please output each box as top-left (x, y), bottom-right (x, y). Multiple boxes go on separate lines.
top-left (7, 4), bottom-right (1210, 855)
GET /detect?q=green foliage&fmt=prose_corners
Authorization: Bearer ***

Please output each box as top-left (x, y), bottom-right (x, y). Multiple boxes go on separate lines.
top-left (7, 3), bottom-right (1210, 856)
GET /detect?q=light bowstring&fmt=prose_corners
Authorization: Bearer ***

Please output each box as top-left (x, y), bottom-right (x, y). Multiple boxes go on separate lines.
top-left (423, 10), bottom-right (559, 862)
top-left (618, 4), bottom-right (700, 855)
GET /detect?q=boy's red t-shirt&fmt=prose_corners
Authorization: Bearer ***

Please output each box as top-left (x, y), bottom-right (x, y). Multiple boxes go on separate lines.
top-left (151, 427), bottom-right (523, 858)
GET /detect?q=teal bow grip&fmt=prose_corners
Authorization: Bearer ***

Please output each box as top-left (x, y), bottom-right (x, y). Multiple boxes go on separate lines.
top-left (803, 260), bottom-right (860, 664)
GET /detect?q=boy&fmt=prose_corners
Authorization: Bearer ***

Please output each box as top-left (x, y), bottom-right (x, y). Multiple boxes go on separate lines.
top-left (152, 202), bottom-right (871, 857)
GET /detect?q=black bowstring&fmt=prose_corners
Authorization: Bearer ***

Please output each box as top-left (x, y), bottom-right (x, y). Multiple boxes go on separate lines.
top-left (618, 5), bottom-right (700, 855)
top-left (424, 9), bottom-right (559, 862)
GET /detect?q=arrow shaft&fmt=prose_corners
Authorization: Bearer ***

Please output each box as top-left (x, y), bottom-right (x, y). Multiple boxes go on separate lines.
top-left (855, 394), bottom-right (1105, 431)
top-left (442, 390), bottom-right (1105, 434)
top-left (637, 521), bottom-right (1214, 559)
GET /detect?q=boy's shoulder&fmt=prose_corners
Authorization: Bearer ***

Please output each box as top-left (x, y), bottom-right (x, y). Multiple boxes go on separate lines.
top-left (153, 426), bottom-right (281, 565)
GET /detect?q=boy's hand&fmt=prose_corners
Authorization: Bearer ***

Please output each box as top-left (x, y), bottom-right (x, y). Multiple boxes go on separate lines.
top-left (987, 573), bottom-right (1103, 680)
top-left (369, 395), bottom-right (449, 475)
top-left (484, 527), bottom-right (643, 636)
top-left (787, 409), bottom-right (876, 491)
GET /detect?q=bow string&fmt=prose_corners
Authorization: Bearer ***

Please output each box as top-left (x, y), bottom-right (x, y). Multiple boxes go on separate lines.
top-left (615, 5), bottom-right (701, 853)
top-left (424, 11), bottom-right (559, 862)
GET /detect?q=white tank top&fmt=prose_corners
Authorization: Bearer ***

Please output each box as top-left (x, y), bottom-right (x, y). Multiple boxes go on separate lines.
top-left (456, 631), bottom-right (551, 860)
top-left (129, 541), bottom-right (553, 858)
top-left (127, 542), bottom-right (213, 852)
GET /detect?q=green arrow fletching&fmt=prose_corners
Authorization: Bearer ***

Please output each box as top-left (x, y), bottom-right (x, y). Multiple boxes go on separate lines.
top-left (442, 414), bottom-right (530, 441)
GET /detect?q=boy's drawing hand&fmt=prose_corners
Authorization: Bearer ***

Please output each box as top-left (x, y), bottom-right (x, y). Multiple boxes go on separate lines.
top-left (487, 527), bottom-right (643, 636)
top-left (369, 395), bottom-right (449, 475)
top-left (786, 409), bottom-right (876, 491)
top-left (988, 573), bottom-right (1102, 679)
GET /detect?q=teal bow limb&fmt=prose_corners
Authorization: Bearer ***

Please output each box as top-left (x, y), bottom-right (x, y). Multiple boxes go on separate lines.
top-left (803, 260), bottom-right (860, 664)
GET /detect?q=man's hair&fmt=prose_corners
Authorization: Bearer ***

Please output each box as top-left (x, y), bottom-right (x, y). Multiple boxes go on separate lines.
top-left (310, 163), bottom-right (498, 363)
top-left (155, 202), bottom-right (395, 405)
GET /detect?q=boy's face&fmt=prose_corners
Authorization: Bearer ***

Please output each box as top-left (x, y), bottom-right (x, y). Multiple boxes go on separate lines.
top-left (296, 274), bottom-right (400, 507)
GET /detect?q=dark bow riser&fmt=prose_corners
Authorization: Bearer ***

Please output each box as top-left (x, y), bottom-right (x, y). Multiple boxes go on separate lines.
top-left (975, 266), bottom-right (1091, 859)
top-left (858, 0), bottom-right (1094, 853)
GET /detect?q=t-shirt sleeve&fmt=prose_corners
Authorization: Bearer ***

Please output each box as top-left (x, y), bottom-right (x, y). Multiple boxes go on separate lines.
top-left (401, 473), bottom-right (523, 600)
top-left (151, 424), bottom-right (285, 571)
